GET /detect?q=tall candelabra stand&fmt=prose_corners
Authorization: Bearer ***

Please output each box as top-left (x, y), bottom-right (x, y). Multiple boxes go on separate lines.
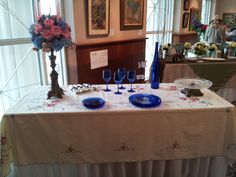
top-left (47, 49), bottom-right (64, 99)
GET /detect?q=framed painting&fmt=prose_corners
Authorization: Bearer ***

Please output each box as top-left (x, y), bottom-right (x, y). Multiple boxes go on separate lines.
top-left (183, 0), bottom-right (190, 11)
top-left (223, 13), bottom-right (236, 29)
top-left (120, 0), bottom-right (144, 30)
top-left (189, 8), bottom-right (200, 31)
top-left (87, 0), bottom-right (110, 36)
top-left (182, 12), bottom-right (189, 28)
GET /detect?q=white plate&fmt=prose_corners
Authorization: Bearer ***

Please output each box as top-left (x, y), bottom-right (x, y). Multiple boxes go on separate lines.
top-left (228, 56), bottom-right (236, 59)
top-left (174, 78), bottom-right (213, 89)
top-left (202, 57), bottom-right (225, 61)
top-left (185, 57), bottom-right (199, 61)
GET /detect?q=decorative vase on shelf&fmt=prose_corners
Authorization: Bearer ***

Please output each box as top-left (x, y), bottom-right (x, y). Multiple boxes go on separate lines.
top-left (47, 49), bottom-right (64, 99)
top-left (151, 42), bottom-right (160, 89)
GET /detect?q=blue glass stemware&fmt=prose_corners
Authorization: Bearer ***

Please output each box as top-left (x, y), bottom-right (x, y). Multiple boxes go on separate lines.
top-left (127, 70), bottom-right (136, 92)
top-left (118, 68), bottom-right (126, 89)
top-left (113, 71), bottom-right (122, 94)
top-left (102, 69), bottom-right (111, 92)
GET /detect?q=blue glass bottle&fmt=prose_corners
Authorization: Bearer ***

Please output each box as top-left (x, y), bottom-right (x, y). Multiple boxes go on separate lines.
top-left (151, 42), bottom-right (160, 89)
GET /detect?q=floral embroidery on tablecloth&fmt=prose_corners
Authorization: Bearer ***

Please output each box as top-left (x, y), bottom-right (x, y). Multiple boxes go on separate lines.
top-left (170, 86), bottom-right (177, 90)
top-left (179, 97), bottom-right (199, 102)
top-left (44, 99), bottom-right (61, 107)
top-left (156, 141), bottom-right (193, 156)
top-left (178, 96), bottom-right (214, 106)
top-left (115, 142), bottom-right (134, 151)
top-left (1, 135), bottom-right (7, 146)
top-left (189, 97), bottom-right (200, 102)
top-left (61, 144), bottom-right (81, 154)
top-left (0, 130), bottom-right (9, 165)
top-left (180, 97), bottom-right (187, 101)
top-left (167, 141), bottom-right (184, 150)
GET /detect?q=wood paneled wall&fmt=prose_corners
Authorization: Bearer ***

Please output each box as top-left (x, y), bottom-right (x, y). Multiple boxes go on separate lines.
top-left (66, 38), bottom-right (146, 84)
top-left (172, 33), bottom-right (199, 44)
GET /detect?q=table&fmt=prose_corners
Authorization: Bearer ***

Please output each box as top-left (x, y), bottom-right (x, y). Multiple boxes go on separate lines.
top-left (0, 84), bottom-right (235, 177)
top-left (161, 60), bottom-right (236, 103)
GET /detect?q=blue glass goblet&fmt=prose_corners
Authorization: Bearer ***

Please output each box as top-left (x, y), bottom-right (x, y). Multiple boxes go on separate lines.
top-left (114, 71), bottom-right (122, 94)
top-left (118, 68), bottom-right (126, 89)
top-left (127, 70), bottom-right (136, 92)
top-left (102, 69), bottom-right (111, 92)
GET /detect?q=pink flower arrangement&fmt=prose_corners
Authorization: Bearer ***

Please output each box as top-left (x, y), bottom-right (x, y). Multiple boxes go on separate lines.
top-left (29, 15), bottom-right (72, 52)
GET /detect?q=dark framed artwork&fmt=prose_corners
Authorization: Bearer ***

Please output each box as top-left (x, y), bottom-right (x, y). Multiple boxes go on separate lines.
top-left (222, 13), bottom-right (236, 29)
top-left (182, 12), bottom-right (189, 28)
top-left (120, 0), bottom-right (144, 30)
top-left (183, 0), bottom-right (190, 11)
top-left (87, 0), bottom-right (110, 36)
top-left (189, 8), bottom-right (200, 31)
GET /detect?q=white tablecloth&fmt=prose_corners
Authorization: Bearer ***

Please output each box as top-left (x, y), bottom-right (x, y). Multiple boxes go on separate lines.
top-left (161, 62), bottom-right (236, 103)
top-left (0, 84), bottom-right (235, 177)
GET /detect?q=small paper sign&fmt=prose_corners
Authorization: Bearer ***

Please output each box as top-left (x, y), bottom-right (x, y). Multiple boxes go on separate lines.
top-left (90, 49), bottom-right (108, 69)
top-left (136, 75), bottom-right (145, 80)
top-left (138, 61), bottom-right (147, 68)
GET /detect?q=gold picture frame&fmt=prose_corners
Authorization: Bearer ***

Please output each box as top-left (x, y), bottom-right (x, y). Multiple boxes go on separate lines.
top-left (183, 0), bottom-right (190, 11)
top-left (87, 0), bottom-right (110, 36)
top-left (182, 12), bottom-right (189, 28)
top-left (120, 0), bottom-right (144, 30)
top-left (189, 8), bottom-right (200, 31)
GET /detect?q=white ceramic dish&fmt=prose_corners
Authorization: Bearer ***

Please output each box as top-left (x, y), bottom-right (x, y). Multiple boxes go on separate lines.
top-left (202, 57), bottom-right (225, 61)
top-left (228, 56), bottom-right (236, 59)
top-left (174, 78), bottom-right (213, 89)
top-left (185, 57), bottom-right (199, 61)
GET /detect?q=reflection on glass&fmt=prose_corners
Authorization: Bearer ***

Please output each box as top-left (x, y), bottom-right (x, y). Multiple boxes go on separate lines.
top-left (102, 69), bottom-right (111, 92)
top-left (118, 68), bottom-right (126, 89)
top-left (127, 70), bottom-right (136, 92)
top-left (113, 71), bottom-right (122, 95)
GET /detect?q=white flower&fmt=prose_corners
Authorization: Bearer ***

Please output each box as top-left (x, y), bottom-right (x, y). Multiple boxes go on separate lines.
top-left (162, 43), bottom-right (170, 50)
top-left (208, 43), bottom-right (217, 51)
top-left (192, 42), bottom-right (208, 55)
top-left (184, 42), bottom-right (191, 49)
top-left (229, 42), bottom-right (236, 48)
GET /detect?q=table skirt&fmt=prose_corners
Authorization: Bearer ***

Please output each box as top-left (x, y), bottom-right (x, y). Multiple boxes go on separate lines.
top-left (216, 88), bottom-right (236, 104)
top-left (3, 157), bottom-right (227, 177)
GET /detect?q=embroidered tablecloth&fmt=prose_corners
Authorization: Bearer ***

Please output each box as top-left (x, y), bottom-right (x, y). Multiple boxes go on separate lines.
top-left (0, 83), bottom-right (235, 177)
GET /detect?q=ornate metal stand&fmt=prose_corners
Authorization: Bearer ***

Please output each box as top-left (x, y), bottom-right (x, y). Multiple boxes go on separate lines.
top-left (47, 49), bottom-right (64, 99)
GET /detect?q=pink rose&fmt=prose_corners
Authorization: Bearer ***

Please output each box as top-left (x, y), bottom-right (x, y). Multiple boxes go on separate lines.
top-left (44, 19), bottom-right (55, 27)
top-left (34, 24), bottom-right (43, 34)
top-left (201, 24), bottom-right (207, 31)
top-left (50, 15), bottom-right (57, 20)
top-left (36, 16), bottom-right (42, 21)
top-left (61, 29), bottom-right (71, 38)
top-left (57, 16), bottom-right (62, 21)
top-left (51, 26), bottom-right (62, 37)
top-left (43, 29), bottom-right (53, 40)
top-left (66, 24), bottom-right (71, 31)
